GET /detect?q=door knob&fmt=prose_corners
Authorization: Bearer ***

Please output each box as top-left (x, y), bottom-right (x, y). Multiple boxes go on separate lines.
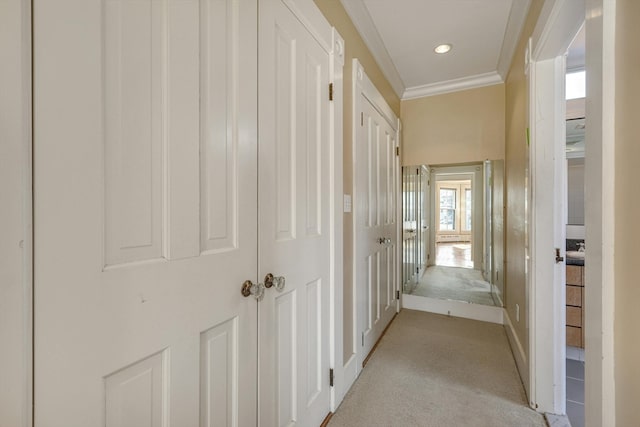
top-left (241, 280), bottom-right (265, 300)
top-left (264, 273), bottom-right (286, 291)
top-left (385, 238), bottom-right (392, 244)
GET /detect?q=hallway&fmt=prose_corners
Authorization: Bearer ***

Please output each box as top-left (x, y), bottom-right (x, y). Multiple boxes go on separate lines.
top-left (329, 310), bottom-right (545, 427)
top-left (409, 266), bottom-right (496, 306)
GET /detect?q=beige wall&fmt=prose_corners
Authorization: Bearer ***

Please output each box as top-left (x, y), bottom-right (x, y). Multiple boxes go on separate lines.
top-left (401, 85), bottom-right (505, 166)
top-left (503, 0), bottom-right (544, 380)
top-left (313, 0), bottom-right (400, 362)
top-left (614, 0), bottom-right (640, 423)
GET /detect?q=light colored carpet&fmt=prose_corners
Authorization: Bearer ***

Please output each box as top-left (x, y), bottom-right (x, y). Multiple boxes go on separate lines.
top-left (410, 266), bottom-right (496, 306)
top-left (329, 310), bottom-right (546, 427)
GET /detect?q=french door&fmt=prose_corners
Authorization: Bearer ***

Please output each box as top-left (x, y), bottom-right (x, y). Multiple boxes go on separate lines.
top-left (354, 62), bottom-right (399, 366)
top-left (33, 0), bottom-right (335, 426)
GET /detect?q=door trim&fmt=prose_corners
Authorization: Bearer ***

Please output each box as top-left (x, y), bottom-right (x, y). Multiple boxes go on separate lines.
top-left (526, 0), bottom-right (585, 415)
top-left (584, 0), bottom-right (616, 424)
top-left (328, 26), bottom-right (346, 413)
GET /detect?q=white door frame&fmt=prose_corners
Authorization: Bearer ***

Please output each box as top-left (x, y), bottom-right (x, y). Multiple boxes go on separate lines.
top-left (0, 1), bottom-right (33, 426)
top-left (526, 0), bottom-right (584, 415)
top-left (328, 26), bottom-right (346, 414)
top-left (584, 0), bottom-right (617, 424)
top-left (429, 164), bottom-right (484, 270)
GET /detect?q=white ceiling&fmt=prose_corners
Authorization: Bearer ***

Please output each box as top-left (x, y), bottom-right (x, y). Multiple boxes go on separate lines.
top-left (340, 0), bottom-right (532, 99)
top-left (567, 25), bottom-right (586, 70)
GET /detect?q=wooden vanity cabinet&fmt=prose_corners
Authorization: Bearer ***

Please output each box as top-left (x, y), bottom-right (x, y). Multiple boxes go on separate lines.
top-left (566, 264), bottom-right (585, 348)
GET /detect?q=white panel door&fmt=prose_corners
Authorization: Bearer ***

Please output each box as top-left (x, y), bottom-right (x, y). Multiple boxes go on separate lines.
top-left (355, 93), bottom-right (398, 362)
top-left (258, 0), bottom-right (332, 425)
top-left (33, 0), bottom-right (258, 426)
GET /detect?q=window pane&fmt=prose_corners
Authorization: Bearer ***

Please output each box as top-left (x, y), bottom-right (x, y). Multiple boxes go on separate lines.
top-left (566, 70), bottom-right (585, 100)
top-left (440, 208), bottom-right (455, 231)
top-left (440, 188), bottom-right (456, 209)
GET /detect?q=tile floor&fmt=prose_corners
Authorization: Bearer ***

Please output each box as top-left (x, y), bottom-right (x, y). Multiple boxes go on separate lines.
top-left (566, 358), bottom-right (585, 427)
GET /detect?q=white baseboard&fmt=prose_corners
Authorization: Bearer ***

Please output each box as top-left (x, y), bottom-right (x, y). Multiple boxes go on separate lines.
top-left (503, 310), bottom-right (529, 395)
top-left (402, 294), bottom-right (504, 324)
top-left (491, 284), bottom-right (504, 307)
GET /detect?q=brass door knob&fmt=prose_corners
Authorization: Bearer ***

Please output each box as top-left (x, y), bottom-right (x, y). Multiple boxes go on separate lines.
top-left (264, 273), bottom-right (286, 291)
top-left (241, 280), bottom-right (265, 300)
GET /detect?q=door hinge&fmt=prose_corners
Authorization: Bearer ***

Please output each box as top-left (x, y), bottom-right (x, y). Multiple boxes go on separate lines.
top-left (329, 368), bottom-right (334, 387)
top-left (396, 290), bottom-right (400, 299)
top-left (396, 147), bottom-right (400, 156)
top-left (361, 332), bottom-right (365, 347)
top-left (361, 112), bottom-right (364, 126)
top-left (329, 83), bottom-right (334, 101)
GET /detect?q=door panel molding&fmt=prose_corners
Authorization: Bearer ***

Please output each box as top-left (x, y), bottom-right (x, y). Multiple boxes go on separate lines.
top-left (258, 0), bottom-right (343, 424)
top-left (347, 59), bottom-right (400, 396)
top-left (33, 0), bottom-right (258, 424)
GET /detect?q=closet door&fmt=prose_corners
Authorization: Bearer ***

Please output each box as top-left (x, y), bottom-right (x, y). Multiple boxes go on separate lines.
top-left (354, 61), bottom-right (399, 366)
top-left (258, 0), bottom-right (332, 425)
top-left (33, 0), bottom-right (258, 425)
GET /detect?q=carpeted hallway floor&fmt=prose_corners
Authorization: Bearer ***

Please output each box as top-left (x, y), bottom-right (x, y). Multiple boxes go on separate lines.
top-left (328, 310), bottom-right (546, 427)
top-left (409, 266), bottom-right (496, 306)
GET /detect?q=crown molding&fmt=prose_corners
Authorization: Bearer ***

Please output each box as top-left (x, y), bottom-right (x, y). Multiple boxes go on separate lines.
top-left (339, 0), bottom-right (405, 98)
top-left (402, 72), bottom-right (503, 100)
top-left (497, 0), bottom-right (532, 79)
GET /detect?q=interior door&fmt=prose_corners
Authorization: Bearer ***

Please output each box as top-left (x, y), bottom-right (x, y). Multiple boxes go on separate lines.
top-left (356, 94), bottom-right (398, 363)
top-left (258, 0), bottom-right (332, 425)
top-left (33, 0), bottom-right (258, 425)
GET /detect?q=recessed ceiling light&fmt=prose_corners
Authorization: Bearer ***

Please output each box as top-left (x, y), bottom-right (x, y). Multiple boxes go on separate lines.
top-left (434, 44), bottom-right (452, 54)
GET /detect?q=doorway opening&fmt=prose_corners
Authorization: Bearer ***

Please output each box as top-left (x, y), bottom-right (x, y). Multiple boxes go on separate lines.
top-left (435, 178), bottom-right (473, 269)
top-left (563, 26), bottom-right (586, 427)
top-left (402, 162), bottom-right (503, 311)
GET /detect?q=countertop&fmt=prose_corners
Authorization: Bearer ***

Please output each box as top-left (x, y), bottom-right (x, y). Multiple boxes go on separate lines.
top-left (566, 239), bottom-right (585, 266)
top-left (566, 257), bottom-right (584, 266)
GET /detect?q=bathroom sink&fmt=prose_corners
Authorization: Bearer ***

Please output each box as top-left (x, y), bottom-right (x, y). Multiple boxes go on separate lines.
top-left (567, 250), bottom-right (585, 259)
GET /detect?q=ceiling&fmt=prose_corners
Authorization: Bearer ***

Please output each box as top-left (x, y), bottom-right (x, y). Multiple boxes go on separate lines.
top-left (567, 25), bottom-right (586, 70)
top-left (340, 0), bottom-right (532, 99)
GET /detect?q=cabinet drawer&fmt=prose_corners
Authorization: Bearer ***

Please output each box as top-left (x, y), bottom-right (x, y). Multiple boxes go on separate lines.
top-left (567, 326), bottom-right (582, 348)
top-left (567, 306), bottom-right (582, 327)
top-left (566, 285), bottom-right (583, 307)
top-left (566, 265), bottom-right (583, 286)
